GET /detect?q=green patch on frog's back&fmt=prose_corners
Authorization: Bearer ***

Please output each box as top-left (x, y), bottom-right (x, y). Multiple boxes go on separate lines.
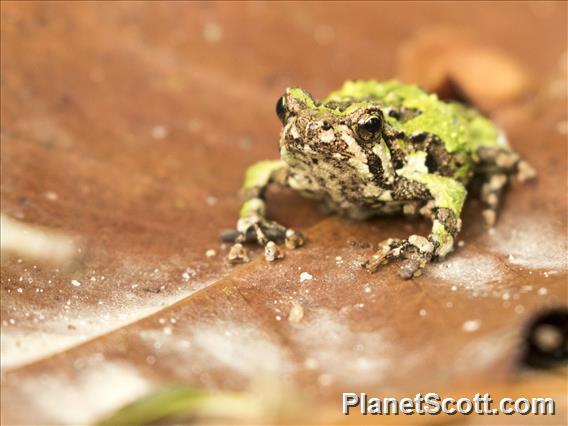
top-left (325, 80), bottom-right (503, 154)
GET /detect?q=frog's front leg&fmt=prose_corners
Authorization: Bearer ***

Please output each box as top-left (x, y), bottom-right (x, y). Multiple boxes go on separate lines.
top-left (364, 176), bottom-right (466, 279)
top-left (222, 160), bottom-right (305, 264)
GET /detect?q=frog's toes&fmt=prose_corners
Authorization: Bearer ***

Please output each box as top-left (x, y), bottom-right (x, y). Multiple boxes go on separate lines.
top-left (225, 217), bottom-right (297, 265)
top-left (398, 237), bottom-right (435, 279)
top-left (222, 216), bottom-right (288, 245)
top-left (242, 217), bottom-right (287, 244)
top-left (284, 228), bottom-right (306, 249)
top-left (228, 243), bottom-right (250, 264)
top-left (363, 235), bottom-right (434, 278)
top-left (516, 160), bottom-right (536, 182)
top-left (264, 241), bottom-right (285, 262)
top-left (362, 238), bottom-right (405, 273)
top-left (398, 249), bottom-right (430, 279)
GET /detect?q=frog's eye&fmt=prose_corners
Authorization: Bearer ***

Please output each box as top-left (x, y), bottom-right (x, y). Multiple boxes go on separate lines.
top-left (356, 114), bottom-right (383, 141)
top-left (276, 96), bottom-right (288, 125)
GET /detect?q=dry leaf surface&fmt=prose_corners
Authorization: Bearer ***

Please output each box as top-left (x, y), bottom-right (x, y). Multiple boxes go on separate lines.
top-left (1, 2), bottom-right (566, 424)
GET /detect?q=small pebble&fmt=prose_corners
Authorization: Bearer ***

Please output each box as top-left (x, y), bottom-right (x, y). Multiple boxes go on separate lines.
top-left (288, 301), bottom-right (304, 323)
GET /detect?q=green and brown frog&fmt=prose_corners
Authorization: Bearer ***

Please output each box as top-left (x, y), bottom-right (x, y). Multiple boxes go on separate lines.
top-left (223, 80), bottom-right (535, 279)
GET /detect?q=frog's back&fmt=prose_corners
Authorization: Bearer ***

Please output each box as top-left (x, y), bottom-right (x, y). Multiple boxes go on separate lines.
top-left (325, 80), bottom-right (506, 155)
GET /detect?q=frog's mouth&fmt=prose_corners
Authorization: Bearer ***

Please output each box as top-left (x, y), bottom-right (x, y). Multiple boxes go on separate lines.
top-left (279, 118), bottom-right (307, 152)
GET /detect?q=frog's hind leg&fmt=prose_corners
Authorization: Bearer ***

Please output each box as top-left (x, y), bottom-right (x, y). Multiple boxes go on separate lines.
top-left (476, 147), bottom-right (536, 227)
top-left (221, 160), bottom-right (305, 264)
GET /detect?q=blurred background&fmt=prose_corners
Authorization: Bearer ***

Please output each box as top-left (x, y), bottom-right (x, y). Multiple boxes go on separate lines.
top-left (1, 1), bottom-right (566, 424)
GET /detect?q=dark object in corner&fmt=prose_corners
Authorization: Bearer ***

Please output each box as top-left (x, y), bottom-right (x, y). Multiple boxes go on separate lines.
top-left (521, 308), bottom-right (568, 369)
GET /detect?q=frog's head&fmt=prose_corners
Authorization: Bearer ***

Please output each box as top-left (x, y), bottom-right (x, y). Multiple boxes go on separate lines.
top-left (276, 88), bottom-right (388, 165)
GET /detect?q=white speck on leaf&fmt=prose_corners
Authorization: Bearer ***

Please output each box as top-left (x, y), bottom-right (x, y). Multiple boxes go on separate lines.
top-left (304, 357), bottom-right (319, 369)
top-left (288, 301), bottom-right (304, 323)
top-left (44, 191), bottom-right (59, 201)
top-left (462, 320), bottom-right (481, 332)
top-left (151, 125), bottom-right (168, 140)
top-left (203, 22), bottom-right (223, 43)
top-left (205, 195), bottom-right (218, 206)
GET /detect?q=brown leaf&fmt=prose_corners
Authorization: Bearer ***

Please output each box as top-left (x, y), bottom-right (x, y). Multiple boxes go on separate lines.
top-left (1, 2), bottom-right (566, 425)
top-left (398, 28), bottom-right (532, 113)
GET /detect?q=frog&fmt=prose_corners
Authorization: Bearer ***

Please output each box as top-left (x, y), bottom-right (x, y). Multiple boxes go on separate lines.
top-left (222, 80), bottom-right (535, 279)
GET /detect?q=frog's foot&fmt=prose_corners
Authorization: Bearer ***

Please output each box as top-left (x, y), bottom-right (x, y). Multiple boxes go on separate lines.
top-left (476, 148), bottom-right (536, 227)
top-left (480, 174), bottom-right (507, 227)
top-left (362, 235), bottom-right (435, 279)
top-left (222, 215), bottom-right (305, 264)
